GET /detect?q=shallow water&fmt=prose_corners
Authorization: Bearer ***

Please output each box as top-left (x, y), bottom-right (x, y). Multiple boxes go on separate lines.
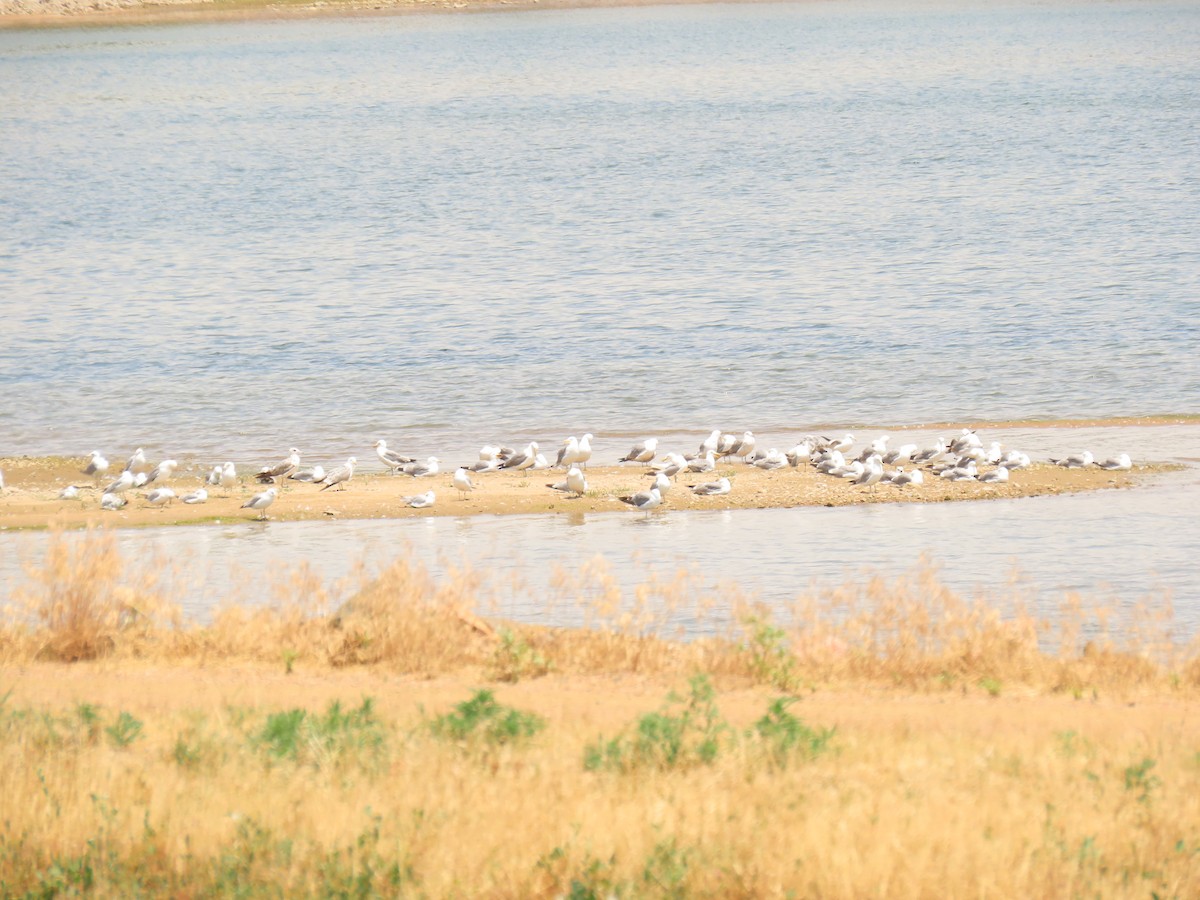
top-left (1, 0), bottom-right (1197, 631)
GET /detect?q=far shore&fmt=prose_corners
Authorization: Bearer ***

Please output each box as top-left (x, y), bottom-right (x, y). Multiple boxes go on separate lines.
top-left (2, 0), bottom-right (738, 31)
top-left (0, 452), bottom-right (1156, 531)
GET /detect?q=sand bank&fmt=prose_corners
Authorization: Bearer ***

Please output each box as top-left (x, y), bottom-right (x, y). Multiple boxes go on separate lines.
top-left (0, 453), bottom-right (1152, 530)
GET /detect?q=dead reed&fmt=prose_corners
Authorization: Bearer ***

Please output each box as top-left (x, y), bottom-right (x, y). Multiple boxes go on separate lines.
top-left (1, 530), bottom-right (1197, 696)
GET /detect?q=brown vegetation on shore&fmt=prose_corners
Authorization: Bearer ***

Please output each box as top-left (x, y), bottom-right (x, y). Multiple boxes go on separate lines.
top-left (2, 532), bottom-right (1198, 895)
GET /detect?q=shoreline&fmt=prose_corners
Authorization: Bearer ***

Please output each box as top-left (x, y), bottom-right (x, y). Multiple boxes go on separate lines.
top-left (0, 452), bottom-right (1158, 530)
top-left (1, 0), bottom-right (743, 30)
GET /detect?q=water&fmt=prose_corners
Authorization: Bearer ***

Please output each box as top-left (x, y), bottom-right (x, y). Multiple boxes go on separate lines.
top-left (1, 0), bottom-right (1198, 458)
top-left (1, 1), bottom-right (1198, 628)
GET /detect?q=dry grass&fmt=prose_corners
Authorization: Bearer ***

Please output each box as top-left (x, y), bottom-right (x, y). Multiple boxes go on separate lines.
top-left (2, 531), bottom-right (1199, 895)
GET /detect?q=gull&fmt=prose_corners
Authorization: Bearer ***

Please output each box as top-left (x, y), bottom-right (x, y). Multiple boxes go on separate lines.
top-left (531, 453), bottom-right (552, 470)
top-left (1000, 450), bottom-right (1030, 470)
top-left (883, 443), bottom-right (918, 465)
top-left (730, 431), bottom-right (756, 462)
top-left (1052, 451), bottom-right (1094, 468)
top-left (692, 477), bottom-right (731, 496)
top-left (256, 448), bottom-right (300, 484)
top-left (1099, 453), bottom-right (1132, 471)
top-left (453, 467), bottom-right (475, 499)
top-left (837, 460), bottom-right (865, 480)
top-left (59, 485), bottom-right (82, 500)
top-left (822, 434), bottom-right (855, 454)
top-left (133, 472), bottom-right (149, 488)
top-left (950, 429), bottom-right (982, 454)
top-left (620, 485), bottom-right (662, 513)
top-left (0, 468), bottom-right (6, 491)
top-left (944, 461), bottom-right (979, 481)
top-left (124, 447), bottom-right (148, 473)
top-left (649, 452), bottom-right (687, 478)
top-left (555, 436), bottom-right (580, 469)
top-left (619, 437), bottom-right (658, 465)
top-left (913, 440), bottom-right (947, 465)
top-left (144, 459), bottom-right (178, 486)
top-left (402, 456), bottom-right (440, 478)
top-left (289, 465), bottom-right (326, 483)
top-left (651, 471), bottom-right (673, 496)
top-left (220, 462), bottom-right (238, 496)
top-left (984, 442), bottom-right (1004, 465)
top-left (100, 493), bottom-right (126, 511)
top-left (699, 430), bottom-right (722, 458)
top-left (405, 490), bottom-right (436, 509)
top-left (82, 451), bottom-right (110, 484)
top-left (815, 451), bottom-right (846, 474)
top-left (869, 435), bottom-right (890, 455)
top-left (548, 465), bottom-right (587, 497)
top-left (104, 470), bottom-right (135, 496)
top-left (241, 487), bottom-right (277, 520)
top-left (576, 433), bottom-right (593, 468)
top-left (205, 465), bottom-right (223, 486)
top-left (467, 457), bottom-right (503, 474)
top-left (786, 441), bottom-right (814, 467)
top-left (374, 440), bottom-right (415, 475)
top-left (717, 432), bottom-right (739, 457)
top-left (181, 488), bottom-right (208, 504)
top-left (319, 457), bottom-right (356, 491)
top-left (891, 467), bottom-right (924, 488)
top-left (144, 487), bottom-right (176, 508)
top-left (500, 442), bottom-right (539, 472)
top-left (687, 451), bottom-right (716, 474)
top-left (478, 444), bottom-right (504, 461)
top-left (979, 467), bottom-right (1009, 484)
top-left (752, 450), bottom-right (787, 470)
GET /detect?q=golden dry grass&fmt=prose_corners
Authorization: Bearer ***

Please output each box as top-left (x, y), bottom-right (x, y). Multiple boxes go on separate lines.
top-left (2, 531), bottom-right (1199, 896)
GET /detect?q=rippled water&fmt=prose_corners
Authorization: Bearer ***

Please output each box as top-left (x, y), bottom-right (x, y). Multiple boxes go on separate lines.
top-left (1, 1), bottom-right (1198, 628)
top-left (1, 0), bottom-right (1198, 459)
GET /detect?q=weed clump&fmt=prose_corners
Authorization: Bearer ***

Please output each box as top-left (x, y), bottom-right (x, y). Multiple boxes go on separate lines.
top-left (585, 675), bottom-right (729, 773)
top-left (749, 697), bottom-right (835, 768)
top-left (430, 690), bottom-right (544, 747)
top-left (252, 697), bottom-right (385, 769)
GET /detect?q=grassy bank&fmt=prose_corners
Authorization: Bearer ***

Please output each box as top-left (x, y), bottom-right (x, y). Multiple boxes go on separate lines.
top-left (2, 532), bottom-right (1199, 895)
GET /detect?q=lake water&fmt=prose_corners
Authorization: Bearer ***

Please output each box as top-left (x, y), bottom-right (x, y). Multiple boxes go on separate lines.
top-left (1, 0), bottom-right (1197, 630)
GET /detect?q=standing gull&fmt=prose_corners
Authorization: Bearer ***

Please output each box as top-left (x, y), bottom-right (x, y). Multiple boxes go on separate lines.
top-left (256, 449), bottom-right (300, 484)
top-left (374, 440), bottom-right (415, 475)
top-left (220, 462), bottom-right (238, 496)
top-left (620, 486), bottom-right (663, 514)
top-left (500, 442), bottom-right (539, 473)
top-left (453, 467), bottom-right (476, 499)
top-left (124, 448), bottom-right (148, 474)
top-left (144, 488), bottom-right (176, 508)
top-left (82, 451), bottom-right (109, 484)
top-left (104, 470), bottom-right (135, 497)
top-left (318, 457), bottom-right (356, 491)
top-left (619, 437), bottom-right (658, 465)
top-left (241, 487), bottom-right (277, 520)
top-left (144, 459), bottom-right (178, 486)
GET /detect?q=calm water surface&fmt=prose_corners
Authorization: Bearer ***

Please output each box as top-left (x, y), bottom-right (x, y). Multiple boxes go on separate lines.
top-left (1, 0), bottom-right (1197, 627)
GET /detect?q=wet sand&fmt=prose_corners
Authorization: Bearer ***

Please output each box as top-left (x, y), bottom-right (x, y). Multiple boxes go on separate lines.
top-left (0, 453), bottom-right (1150, 530)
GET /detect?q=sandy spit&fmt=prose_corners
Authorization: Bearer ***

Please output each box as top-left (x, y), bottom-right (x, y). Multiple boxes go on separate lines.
top-left (0, 453), bottom-right (1148, 531)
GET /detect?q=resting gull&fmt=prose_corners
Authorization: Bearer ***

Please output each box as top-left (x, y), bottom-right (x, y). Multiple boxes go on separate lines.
top-left (691, 477), bottom-right (731, 496)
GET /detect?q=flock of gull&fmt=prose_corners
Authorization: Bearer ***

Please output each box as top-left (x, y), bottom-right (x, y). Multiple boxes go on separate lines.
top-left (0, 428), bottom-right (1133, 521)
